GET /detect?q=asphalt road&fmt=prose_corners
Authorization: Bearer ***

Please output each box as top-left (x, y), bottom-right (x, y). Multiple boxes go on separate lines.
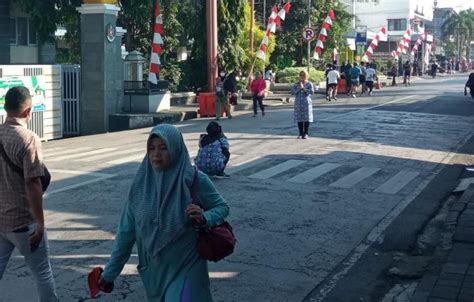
top-left (1, 73), bottom-right (474, 302)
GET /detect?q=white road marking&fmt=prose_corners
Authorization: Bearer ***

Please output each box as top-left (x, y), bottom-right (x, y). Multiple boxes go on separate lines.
top-left (308, 132), bottom-right (473, 302)
top-left (47, 148), bottom-right (117, 162)
top-left (44, 169), bottom-right (116, 197)
top-left (226, 157), bottom-right (272, 174)
top-left (287, 163), bottom-right (341, 184)
top-left (374, 171), bottom-right (419, 194)
top-left (78, 147), bottom-right (144, 162)
top-left (320, 95), bottom-right (416, 122)
top-left (107, 153), bottom-right (145, 165)
top-left (44, 147), bottom-right (91, 158)
top-left (249, 159), bottom-right (306, 179)
top-left (329, 167), bottom-right (380, 188)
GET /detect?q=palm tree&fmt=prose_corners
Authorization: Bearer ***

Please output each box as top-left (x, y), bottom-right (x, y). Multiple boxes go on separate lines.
top-left (442, 9), bottom-right (474, 59)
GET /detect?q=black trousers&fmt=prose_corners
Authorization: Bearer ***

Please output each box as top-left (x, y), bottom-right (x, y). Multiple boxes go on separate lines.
top-left (297, 122), bottom-right (310, 136)
top-left (252, 95), bottom-right (264, 114)
top-left (366, 81), bottom-right (374, 93)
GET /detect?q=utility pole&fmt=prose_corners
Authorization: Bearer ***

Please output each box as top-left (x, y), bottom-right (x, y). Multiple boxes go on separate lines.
top-left (263, 0), bottom-right (266, 24)
top-left (250, 0), bottom-right (255, 52)
top-left (206, 0), bottom-right (218, 92)
top-left (307, 0), bottom-right (311, 74)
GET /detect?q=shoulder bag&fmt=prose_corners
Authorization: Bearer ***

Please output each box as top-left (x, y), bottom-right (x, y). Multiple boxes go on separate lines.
top-left (0, 142), bottom-right (51, 192)
top-left (191, 169), bottom-right (236, 262)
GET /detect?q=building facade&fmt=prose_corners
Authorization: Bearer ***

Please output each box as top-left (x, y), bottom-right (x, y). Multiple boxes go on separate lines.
top-left (0, 0), bottom-right (56, 64)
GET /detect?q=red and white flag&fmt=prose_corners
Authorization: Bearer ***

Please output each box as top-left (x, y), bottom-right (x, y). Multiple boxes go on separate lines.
top-left (256, 2), bottom-right (292, 60)
top-left (410, 33), bottom-right (426, 57)
top-left (362, 26), bottom-right (386, 62)
top-left (313, 9), bottom-right (335, 60)
top-left (149, 3), bottom-right (164, 84)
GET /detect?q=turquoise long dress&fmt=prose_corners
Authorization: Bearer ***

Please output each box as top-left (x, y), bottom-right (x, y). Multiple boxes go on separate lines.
top-left (101, 171), bottom-right (229, 302)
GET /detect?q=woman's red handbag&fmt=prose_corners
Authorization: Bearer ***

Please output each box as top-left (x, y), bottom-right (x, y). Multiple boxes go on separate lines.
top-left (191, 169), bottom-right (236, 262)
top-left (196, 222), bottom-right (236, 262)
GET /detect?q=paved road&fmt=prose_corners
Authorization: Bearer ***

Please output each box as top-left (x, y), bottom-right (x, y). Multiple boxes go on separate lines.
top-left (1, 74), bottom-right (474, 301)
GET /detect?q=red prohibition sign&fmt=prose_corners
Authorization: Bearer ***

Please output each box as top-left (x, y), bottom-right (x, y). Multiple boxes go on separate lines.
top-left (302, 27), bottom-right (316, 41)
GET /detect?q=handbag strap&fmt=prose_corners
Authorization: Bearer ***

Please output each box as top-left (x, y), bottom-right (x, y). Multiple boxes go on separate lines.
top-left (191, 166), bottom-right (200, 205)
top-left (0, 142), bottom-right (24, 177)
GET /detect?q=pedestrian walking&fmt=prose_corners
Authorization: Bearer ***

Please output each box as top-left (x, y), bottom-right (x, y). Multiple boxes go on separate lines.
top-left (215, 73), bottom-right (232, 120)
top-left (403, 61), bottom-right (411, 86)
top-left (359, 62), bottom-right (367, 95)
top-left (94, 124), bottom-right (230, 301)
top-left (413, 60), bottom-right (419, 76)
top-left (365, 65), bottom-right (377, 96)
top-left (465, 73), bottom-right (474, 99)
top-left (195, 121), bottom-right (231, 178)
top-left (324, 63), bottom-right (332, 99)
top-left (250, 71), bottom-right (266, 117)
top-left (0, 87), bottom-right (58, 302)
top-left (224, 71), bottom-right (238, 105)
top-left (344, 62), bottom-right (352, 95)
top-left (350, 62), bottom-right (361, 98)
top-left (431, 62), bottom-right (438, 79)
top-left (326, 65), bottom-right (340, 101)
top-left (391, 64), bottom-right (398, 86)
top-left (291, 70), bottom-right (314, 139)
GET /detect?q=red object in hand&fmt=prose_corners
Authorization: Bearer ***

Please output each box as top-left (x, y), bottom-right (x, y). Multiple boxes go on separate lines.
top-left (88, 267), bottom-right (103, 298)
top-left (88, 267), bottom-right (114, 298)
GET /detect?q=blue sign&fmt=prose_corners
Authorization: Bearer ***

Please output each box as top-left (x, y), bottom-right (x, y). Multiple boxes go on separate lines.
top-left (356, 32), bottom-right (367, 43)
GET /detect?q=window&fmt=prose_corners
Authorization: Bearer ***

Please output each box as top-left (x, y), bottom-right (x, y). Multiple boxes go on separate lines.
top-left (28, 19), bottom-right (37, 45)
top-left (9, 17), bottom-right (38, 46)
top-left (9, 18), bottom-right (16, 44)
top-left (17, 17), bottom-right (28, 45)
top-left (388, 19), bottom-right (407, 31)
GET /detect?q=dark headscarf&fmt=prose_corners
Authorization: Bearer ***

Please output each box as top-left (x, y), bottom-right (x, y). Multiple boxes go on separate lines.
top-left (200, 121), bottom-right (225, 148)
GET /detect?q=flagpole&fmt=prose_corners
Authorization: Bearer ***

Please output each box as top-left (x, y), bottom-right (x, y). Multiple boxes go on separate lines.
top-left (247, 56), bottom-right (258, 91)
top-left (307, 0), bottom-right (311, 74)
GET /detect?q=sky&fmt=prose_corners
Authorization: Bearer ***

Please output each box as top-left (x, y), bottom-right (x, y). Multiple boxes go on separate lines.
top-left (436, 0), bottom-right (473, 11)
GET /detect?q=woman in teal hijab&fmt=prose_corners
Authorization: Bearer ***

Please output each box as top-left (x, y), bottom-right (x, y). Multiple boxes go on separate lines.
top-left (99, 124), bottom-right (229, 301)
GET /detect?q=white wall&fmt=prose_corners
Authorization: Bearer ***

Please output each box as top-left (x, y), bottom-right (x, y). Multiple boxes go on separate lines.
top-left (0, 65), bottom-right (63, 140)
top-left (353, 0), bottom-right (433, 36)
top-left (354, 0), bottom-right (410, 36)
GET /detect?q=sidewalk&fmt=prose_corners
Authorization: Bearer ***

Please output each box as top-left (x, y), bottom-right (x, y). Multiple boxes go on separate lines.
top-left (411, 184), bottom-right (474, 301)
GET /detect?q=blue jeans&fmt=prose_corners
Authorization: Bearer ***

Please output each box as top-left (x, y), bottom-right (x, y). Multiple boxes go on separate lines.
top-left (0, 224), bottom-right (58, 302)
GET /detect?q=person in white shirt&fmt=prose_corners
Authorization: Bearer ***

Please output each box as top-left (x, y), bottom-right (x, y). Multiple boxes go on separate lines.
top-left (326, 65), bottom-right (340, 101)
top-left (365, 66), bottom-right (377, 96)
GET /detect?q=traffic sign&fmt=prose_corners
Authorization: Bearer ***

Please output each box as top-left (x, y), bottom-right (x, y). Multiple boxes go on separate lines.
top-left (302, 27), bottom-right (316, 41)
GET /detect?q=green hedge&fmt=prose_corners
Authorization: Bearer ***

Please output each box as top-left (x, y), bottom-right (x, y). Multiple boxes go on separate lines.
top-left (276, 67), bottom-right (325, 84)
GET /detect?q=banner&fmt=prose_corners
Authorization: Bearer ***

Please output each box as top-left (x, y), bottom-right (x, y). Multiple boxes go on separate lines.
top-left (0, 76), bottom-right (46, 116)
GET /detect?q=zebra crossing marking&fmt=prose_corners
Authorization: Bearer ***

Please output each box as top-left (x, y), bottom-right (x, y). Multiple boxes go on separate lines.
top-left (44, 147), bottom-right (91, 158)
top-left (249, 159), bottom-right (306, 180)
top-left (47, 148), bottom-right (117, 162)
top-left (330, 167), bottom-right (380, 189)
top-left (287, 163), bottom-right (341, 184)
top-left (78, 147), bottom-right (144, 162)
top-left (226, 157), bottom-right (271, 174)
top-left (44, 169), bottom-right (116, 198)
top-left (107, 153), bottom-right (145, 165)
top-left (374, 171), bottom-right (419, 194)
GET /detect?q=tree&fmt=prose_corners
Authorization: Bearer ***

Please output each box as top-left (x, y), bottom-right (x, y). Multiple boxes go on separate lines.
top-left (268, 1), bottom-right (352, 69)
top-left (18, 0), bottom-right (81, 63)
top-left (237, 2), bottom-right (276, 75)
top-left (217, 0), bottom-right (246, 73)
top-left (442, 9), bottom-right (474, 59)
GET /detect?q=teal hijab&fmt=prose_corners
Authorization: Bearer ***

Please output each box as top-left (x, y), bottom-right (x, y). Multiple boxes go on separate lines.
top-left (128, 124), bottom-right (195, 261)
